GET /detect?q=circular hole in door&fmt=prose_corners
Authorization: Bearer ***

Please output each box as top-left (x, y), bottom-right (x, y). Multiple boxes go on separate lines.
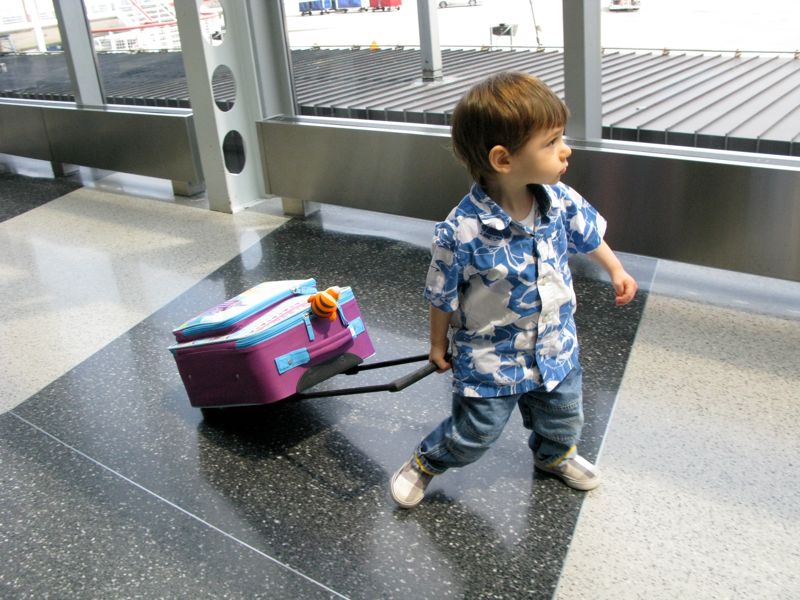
top-left (222, 130), bottom-right (245, 174)
top-left (211, 64), bottom-right (235, 111)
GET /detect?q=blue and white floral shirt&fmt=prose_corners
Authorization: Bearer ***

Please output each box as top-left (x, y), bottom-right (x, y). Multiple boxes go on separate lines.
top-left (424, 181), bottom-right (607, 397)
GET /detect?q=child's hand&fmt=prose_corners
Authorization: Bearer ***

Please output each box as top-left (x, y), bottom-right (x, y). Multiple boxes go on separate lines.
top-left (588, 242), bottom-right (638, 306)
top-left (429, 343), bottom-right (452, 372)
top-left (611, 270), bottom-right (638, 306)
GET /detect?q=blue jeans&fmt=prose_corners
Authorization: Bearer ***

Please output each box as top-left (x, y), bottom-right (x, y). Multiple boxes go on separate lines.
top-left (416, 366), bottom-right (584, 475)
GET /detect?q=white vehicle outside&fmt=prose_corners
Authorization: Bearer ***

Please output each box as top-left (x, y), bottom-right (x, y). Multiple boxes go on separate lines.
top-left (609, 0), bottom-right (641, 11)
top-left (438, 0), bottom-right (478, 8)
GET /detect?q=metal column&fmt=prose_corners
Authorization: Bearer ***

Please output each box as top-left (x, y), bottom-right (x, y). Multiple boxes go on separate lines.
top-left (175, 0), bottom-right (295, 212)
top-left (243, 0), bottom-right (311, 216)
top-left (52, 0), bottom-right (104, 107)
top-left (562, 0), bottom-right (602, 140)
top-left (50, 0), bottom-right (103, 176)
top-left (417, 0), bottom-right (443, 82)
top-left (242, 1), bottom-right (296, 119)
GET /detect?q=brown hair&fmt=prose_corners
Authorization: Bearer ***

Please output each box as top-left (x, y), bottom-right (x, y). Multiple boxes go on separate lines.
top-left (450, 72), bottom-right (569, 183)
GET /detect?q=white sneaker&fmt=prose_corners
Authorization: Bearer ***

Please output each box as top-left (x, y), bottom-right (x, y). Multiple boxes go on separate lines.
top-left (535, 453), bottom-right (601, 491)
top-left (390, 457), bottom-right (433, 508)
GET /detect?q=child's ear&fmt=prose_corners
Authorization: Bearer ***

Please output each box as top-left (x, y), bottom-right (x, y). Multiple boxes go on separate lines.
top-left (488, 145), bottom-right (512, 174)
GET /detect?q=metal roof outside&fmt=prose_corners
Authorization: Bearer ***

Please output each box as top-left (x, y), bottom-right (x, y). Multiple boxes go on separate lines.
top-left (1, 48), bottom-right (798, 156)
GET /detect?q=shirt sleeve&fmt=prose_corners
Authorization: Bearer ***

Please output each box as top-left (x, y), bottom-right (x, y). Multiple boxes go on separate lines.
top-left (560, 184), bottom-right (607, 254)
top-left (423, 219), bottom-right (462, 312)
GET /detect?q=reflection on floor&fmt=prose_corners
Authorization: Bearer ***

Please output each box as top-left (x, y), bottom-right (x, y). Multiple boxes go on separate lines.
top-left (1, 158), bottom-right (798, 599)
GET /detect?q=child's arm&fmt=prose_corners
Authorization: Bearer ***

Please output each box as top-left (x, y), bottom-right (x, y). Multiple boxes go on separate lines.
top-left (429, 305), bottom-right (452, 371)
top-left (588, 241), bottom-right (638, 306)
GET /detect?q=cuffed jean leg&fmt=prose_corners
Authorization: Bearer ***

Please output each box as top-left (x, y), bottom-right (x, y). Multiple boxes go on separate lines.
top-left (517, 365), bottom-right (584, 463)
top-left (416, 393), bottom-right (519, 474)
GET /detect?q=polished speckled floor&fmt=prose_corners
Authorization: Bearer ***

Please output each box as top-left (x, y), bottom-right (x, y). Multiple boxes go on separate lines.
top-left (0, 167), bottom-right (288, 413)
top-left (1, 160), bottom-right (799, 599)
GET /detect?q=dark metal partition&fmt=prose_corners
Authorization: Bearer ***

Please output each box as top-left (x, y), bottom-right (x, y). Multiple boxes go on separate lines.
top-left (259, 115), bottom-right (800, 281)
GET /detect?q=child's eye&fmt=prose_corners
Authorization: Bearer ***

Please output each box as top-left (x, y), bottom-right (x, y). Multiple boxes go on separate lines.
top-left (544, 131), bottom-right (564, 147)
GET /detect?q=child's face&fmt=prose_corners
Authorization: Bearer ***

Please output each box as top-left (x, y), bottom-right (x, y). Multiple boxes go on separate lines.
top-left (509, 126), bottom-right (572, 186)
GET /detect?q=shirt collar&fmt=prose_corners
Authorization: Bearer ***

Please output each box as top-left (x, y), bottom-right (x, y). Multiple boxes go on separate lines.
top-left (469, 182), bottom-right (509, 231)
top-left (469, 182), bottom-right (553, 231)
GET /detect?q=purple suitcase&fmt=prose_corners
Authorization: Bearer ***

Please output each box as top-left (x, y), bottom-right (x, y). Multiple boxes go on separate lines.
top-left (169, 283), bottom-right (375, 407)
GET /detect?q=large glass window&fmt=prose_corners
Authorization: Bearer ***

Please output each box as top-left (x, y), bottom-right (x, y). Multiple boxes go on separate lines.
top-left (0, 0), bottom-right (70, 101)
top-left (598, 0), bottom-right (800, 154)
top-left (600, 0), bottom-right (797, 54)
top-left (0, 1), bottom-right (225, 108)
top-left (91, 0), bottom-right (224, 109)
top-left (282, 0), bottom-right (799, 156)
top-left (284, 0), bottom-right (563, 125)
top-left (2, 1), bottom-right (797, 156)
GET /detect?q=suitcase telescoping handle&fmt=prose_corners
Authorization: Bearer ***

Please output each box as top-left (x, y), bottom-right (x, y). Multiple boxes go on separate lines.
top-left (294, 354), bottom-right (445, 400)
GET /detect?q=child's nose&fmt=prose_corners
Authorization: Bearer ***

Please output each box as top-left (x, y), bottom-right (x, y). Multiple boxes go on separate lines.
top-left (561, 143), bottom-right (572, 158)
